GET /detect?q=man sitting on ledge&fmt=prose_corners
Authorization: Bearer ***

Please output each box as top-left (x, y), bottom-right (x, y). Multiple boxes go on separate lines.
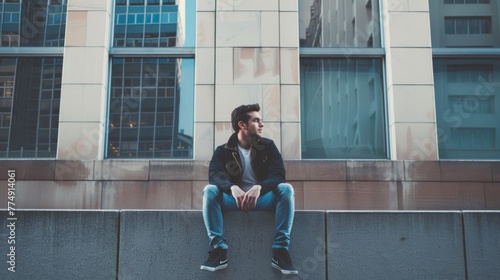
top-left (201, 103), bottom-right (298, 275)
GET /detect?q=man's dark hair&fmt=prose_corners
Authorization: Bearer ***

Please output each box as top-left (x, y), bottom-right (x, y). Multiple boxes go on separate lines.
top-left (231, 103), bottom-right (260, 132)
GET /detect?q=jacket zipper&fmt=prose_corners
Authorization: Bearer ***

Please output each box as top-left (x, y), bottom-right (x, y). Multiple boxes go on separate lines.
top-left (232, 151), bottom-right (243, 183)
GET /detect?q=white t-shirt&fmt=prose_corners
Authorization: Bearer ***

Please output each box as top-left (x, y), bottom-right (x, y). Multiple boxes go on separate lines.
top-left (237, 145), bottom-right (258, 192)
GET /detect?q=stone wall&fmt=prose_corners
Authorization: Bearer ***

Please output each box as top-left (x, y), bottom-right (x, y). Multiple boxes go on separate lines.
top-left (0, 160), bottom-right (499, 210)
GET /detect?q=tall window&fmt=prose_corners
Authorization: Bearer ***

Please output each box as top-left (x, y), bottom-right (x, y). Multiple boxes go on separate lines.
top-left (107, 0), bottom-right (195, 159)
top-left (299, 0), bottom-right (387, 159)
top-left (433, 59), bottom-right (500, 159)
top-left (0, 0), bottom-right (66, 158)
top-left (430, 0), bottom-right (500, 159)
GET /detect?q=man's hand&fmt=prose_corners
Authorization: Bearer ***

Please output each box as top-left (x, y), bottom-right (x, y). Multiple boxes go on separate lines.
top-left (231, 185), bottom-right (262, 211)
top-left (230, 185), bottom-right (246, 209)
top-left (242, 185), bottom-right (261, 211)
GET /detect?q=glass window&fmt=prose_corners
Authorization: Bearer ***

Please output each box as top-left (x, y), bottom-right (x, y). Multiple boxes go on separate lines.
top-left (444, 17), bottom-right (491, 35)
top-left (300, 58), bottom-right (387, 159)
top-left (433, 58), bottom-right (500, 159)
top-left (0, 0), bottom-right (67, 47)
top-left (299, 0), bottom-right (381, 47)
top-left (430, 0), bottom-right (500, 47)
top-left (0, 57), bottom-right (62, 158)
top-left (113, 0), bottom-right (195, 47)
top-left (107, 58), bottom-right (194, 159)
top-left (299, 0), bottom-right (387, 159)
top-left (109, 0), bottom-right (195, 159)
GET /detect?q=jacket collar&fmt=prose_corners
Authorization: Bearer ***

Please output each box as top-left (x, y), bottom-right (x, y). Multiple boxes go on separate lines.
top-left (225, 133), bottom-right (267, 151)
top-left (225, 133), bottom-right (239, 151)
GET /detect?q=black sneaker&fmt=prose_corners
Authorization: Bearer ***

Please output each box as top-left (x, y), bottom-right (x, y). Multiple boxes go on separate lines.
top-left (272, 248), bottom-right (298, 275)
top-left (200, 247), bottom-right (228, 271)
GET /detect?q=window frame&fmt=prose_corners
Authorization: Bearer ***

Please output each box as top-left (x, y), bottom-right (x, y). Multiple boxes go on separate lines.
top-left (298, 0), bottom-right (390, 160)
top-left (430, 0), bottom-right (500, 159)
top-left (0, 0), bottom-right (66, 159)
top-left (105, 0), bottom-right (195, 159)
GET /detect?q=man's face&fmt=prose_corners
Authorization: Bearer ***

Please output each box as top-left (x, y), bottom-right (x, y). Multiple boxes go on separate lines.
top-left (240, 111), bottom-right (264, 139)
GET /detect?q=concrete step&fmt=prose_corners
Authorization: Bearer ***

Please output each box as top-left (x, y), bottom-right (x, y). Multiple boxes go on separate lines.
top-left (1, 210), bottom-right (499, 279)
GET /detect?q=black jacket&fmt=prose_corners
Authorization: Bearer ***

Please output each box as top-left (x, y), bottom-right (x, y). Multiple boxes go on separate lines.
top-left (208, 133), bottom-right (286, 196)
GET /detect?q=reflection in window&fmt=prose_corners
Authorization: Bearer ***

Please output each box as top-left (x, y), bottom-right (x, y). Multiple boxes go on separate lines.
top-left (444, 0), bottom-right (490, 4)
top-left (107, 58), bottom-right (194, 159)
top-left (114, 0), bottom-right (192, 47)
top-left (299, 0), bottom-right (381, 47)
top-left (434, 58), bottom-right (500, 159)
top-left (300, 58), bottom-right (387, 159)
top-left (0, 0), bottom-right (67, 47)
top-left (0, 57), bottom-right (62, 158)
top-left (429, 0), bottom-right (500, 47)
top-left (444, 17), bottom-right (491, 35)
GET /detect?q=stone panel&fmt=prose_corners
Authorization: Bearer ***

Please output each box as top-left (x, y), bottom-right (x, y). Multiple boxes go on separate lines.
top-left (400, 182), bottom-right (486, 210)
top-left (0, 210), bottom-right (119, 280)
top-left (233, 48), bottom-right (280, 84)
top-left (463, 211), bottom-right (500, 279)
top-left (440, 161), bottom-right (493, 182)
top-left (493, 162), bottom-right (500, 182)
top-left (386, 48), bottom-right (433, 85)
top-left (95, 160), bottom-right (149, 181)
top-left (216, 12), bottom-right (260, 47)
top-left (0, 160), bottom-right (56, 180)
top-left (327, 211), bottom-right (465, 280)
top-left (485, 183), bottom-right (500, 210)
top-left (285, 160), bottom-right (346, 181)
top-left (387, 12), bottom-right (431, 47)
top-left (197, 12), bottom-right (215, 47)
top-left (393, 122), bottom-right (438, 160)
top-left (55, 160), bottom-right (94, 181)
top-left (118, 211), bottom-right (325, 279)
top-left (261, 12), bottom-right (279, 47)
top-left (347, 161), bottom-right (403, 181)
top-left (281, 122), bottom-right (301, 160)
top-left (404, 160), bottom-right (441, 181)
top-left (150, 161), bottom-right (209, 181)
top-left (101, 181), bottom-right (192, 209)
top-left (304, 181), bottom-right (398, 210)
top-left (0, 180), bottom-right (102, 209)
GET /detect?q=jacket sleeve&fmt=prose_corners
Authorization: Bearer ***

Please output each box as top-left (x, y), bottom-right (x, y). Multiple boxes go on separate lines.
top-left (208, 146), bottom-right (234, 194)
top-left (258, 140), bottom-right (286, 195)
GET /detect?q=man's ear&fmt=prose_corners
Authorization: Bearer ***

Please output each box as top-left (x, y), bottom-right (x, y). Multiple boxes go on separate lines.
top-left (238, 120), bottom-right (246, 131)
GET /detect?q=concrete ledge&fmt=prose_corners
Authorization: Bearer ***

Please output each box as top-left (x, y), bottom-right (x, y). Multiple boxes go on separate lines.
top-left (327, 211), bottom-right (466, 280)
top-left (118, 210), bottom-right (325, 280)
top-left (0, 210), bottom-right (119, 280)
top-left (463, 211), bottom-right (500, 279)
top-left (1, 210), bottom-right (499, 279)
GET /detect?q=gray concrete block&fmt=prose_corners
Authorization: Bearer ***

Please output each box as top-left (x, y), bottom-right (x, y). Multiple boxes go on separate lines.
top-left (463, 211), bottom-right (500, 279)
top-left (0, 210), bottom-right (119, 280)
top-left (118, 210), bottom-right (325, 280)
top-left (327, 211), bottom-right (466, 280)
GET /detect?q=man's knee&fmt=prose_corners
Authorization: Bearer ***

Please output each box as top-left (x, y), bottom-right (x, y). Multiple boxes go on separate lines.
top-left (277, 183), bottom-right (294, 197)
top-left (203, 184), bottom-right (220, 199)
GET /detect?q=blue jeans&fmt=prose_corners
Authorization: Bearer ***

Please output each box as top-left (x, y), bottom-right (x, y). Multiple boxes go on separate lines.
top-left (202, 183), bottom-right (295, 250)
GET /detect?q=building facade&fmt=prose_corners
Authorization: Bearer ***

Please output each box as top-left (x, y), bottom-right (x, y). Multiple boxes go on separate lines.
top-left (0, 0), bottom-right (499, 210)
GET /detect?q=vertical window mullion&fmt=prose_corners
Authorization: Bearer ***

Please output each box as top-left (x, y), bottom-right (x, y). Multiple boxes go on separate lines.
top-left (152, 59), bottom-right (159, 158)
top-left (136, 59), bottom-right (143, 157)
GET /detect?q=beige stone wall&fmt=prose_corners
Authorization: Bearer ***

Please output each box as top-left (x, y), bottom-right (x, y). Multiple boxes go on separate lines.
top-left (194, 0), bottom-right (301, 160)
top-left (383, 0), bottom-right (438, 160)
top-left (57, 0), bottom-right (113, 160)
